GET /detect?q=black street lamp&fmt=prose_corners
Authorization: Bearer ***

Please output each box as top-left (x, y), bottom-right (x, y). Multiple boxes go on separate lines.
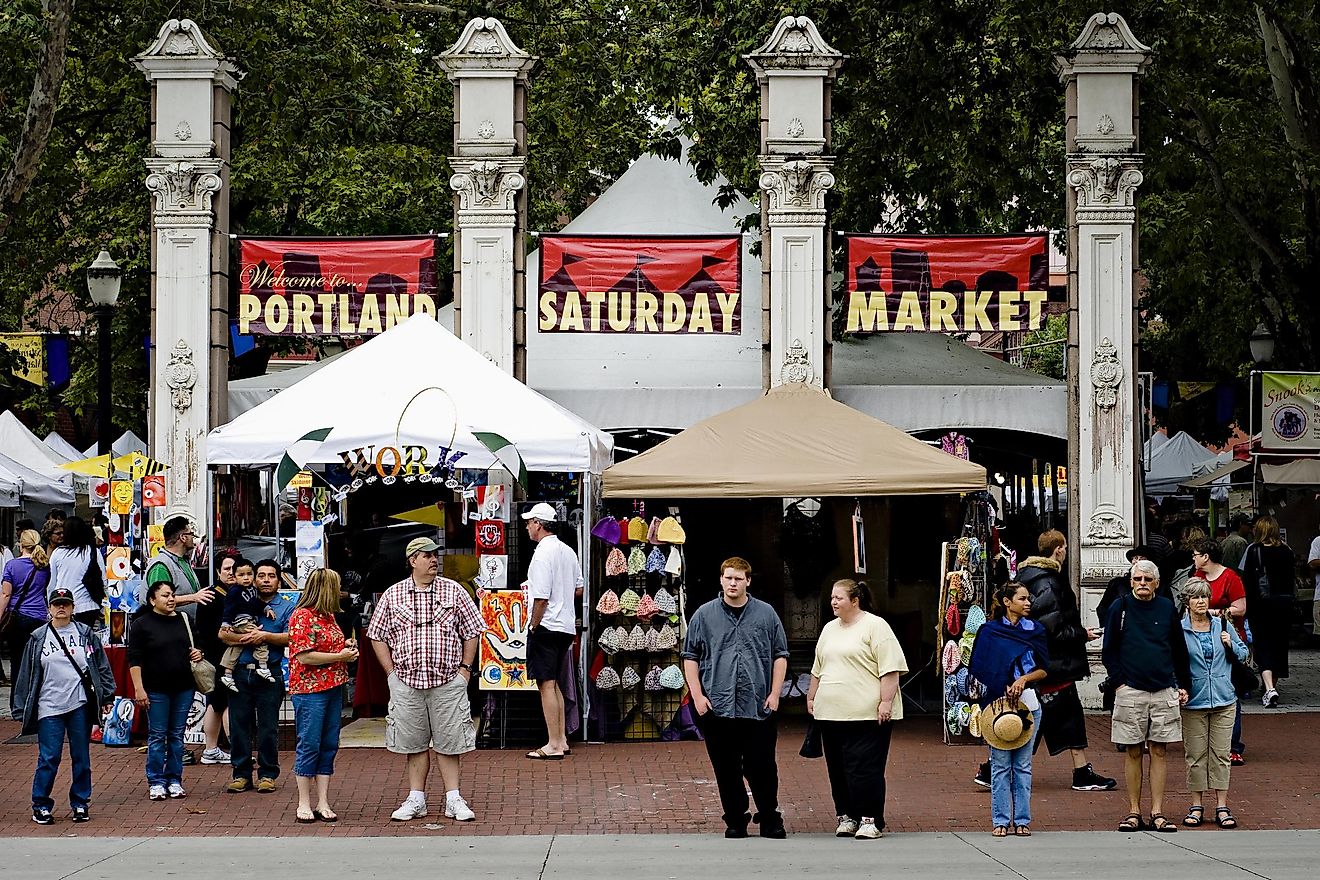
top-left (86, 251), bottom-right (122, 457)
top-left (1249, 321), bottom-right (1275, 365)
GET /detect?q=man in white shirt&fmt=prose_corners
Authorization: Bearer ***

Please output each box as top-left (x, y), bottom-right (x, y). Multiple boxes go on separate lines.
top-left (1308, 524), bottom-right (1320, 632)
top-left (521, 502), bottom-right (581, 761)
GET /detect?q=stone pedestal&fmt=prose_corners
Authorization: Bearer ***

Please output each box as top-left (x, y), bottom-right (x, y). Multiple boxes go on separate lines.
top-left (1057, 14), bottom-right (1151, 702)
top-left (134, 20), bottom-right (240, 523)
top-left (745, 16), bottom-right (844, 389)
top-left (438, 18), bottom-right (536, 378)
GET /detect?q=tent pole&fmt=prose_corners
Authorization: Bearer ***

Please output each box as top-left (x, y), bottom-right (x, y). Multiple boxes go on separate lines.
top-left (578, 471), bottom-right (593, 741)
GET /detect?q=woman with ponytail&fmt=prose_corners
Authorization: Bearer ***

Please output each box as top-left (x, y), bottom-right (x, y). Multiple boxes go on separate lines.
top-left (1, 529), bottom-right (52, 679)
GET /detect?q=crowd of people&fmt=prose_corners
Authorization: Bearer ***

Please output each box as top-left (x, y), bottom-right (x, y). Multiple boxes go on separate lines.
top-left (2, 503), bottom-right (1316, 836)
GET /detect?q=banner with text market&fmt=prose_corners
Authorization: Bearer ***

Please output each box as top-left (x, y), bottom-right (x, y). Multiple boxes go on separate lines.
top-left (1261, 371), bottom-right (1320, 452)
top-left (844, 234), bottom-right (1049, 333)
top-left (538, 235), bottom-right (741, 334)
top-left (236, 237), bottom-right (438, 336)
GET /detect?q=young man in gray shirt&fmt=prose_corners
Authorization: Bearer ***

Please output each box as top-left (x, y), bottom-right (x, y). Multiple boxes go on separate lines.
top-left (682, 557), bottom-right (789, 839)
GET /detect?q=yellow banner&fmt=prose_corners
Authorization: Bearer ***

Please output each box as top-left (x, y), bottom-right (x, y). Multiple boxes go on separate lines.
top-left (0, 333), bottom-right (44, 385)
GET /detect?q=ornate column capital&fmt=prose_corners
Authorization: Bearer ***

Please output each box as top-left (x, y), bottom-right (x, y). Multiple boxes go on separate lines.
top-left (759, 156), bottom-right (835, 226)
top-left (449, 156), bottom-right (525, 225)
top-left (1067, 154), bottom-right (1143, 222)
top-left (144, 158), bottom-right (223, 225)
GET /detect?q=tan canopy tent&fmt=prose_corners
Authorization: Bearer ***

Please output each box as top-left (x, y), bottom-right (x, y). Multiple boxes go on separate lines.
top-left (602, 382), bottom-right (986, 498)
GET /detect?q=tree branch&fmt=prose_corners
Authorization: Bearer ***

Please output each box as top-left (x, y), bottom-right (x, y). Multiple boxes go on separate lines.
top-left (0, 0), bottom-right (75, 241)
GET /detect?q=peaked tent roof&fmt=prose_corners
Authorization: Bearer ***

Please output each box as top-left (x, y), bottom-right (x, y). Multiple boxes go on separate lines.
top-left (602, 382), bottom-right (986, 498)
top-left (0, 451), bottom-right (75, 506)
top-left (43, 432), bottom-right (83, 462)
top-left (228, 350), bottom-right (351, 419)
top-left (208, 315), bottom-right (613, 474)
top-left (1144, 431), bottom-right (1217, 495)
top-left (82, 430), bottom-right (146, 459)
top-left (0, 410), bottom-right (72, 479)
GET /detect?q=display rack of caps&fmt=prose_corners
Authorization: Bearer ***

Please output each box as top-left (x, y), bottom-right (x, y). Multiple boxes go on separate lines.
top-left (940, 536), bottom-right (991, 741)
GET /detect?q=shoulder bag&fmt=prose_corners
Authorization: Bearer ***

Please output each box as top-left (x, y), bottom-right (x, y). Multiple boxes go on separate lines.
top-left (82, 550), bottom-right (106, 605)
top-left (1221, 611), bottom-right (1259, 697)
top-left (48, 623), bottom-right (99, 708)
top-left (1248, 544), bottom-right (1272, 600)
top-left (179, 613), bottom-right (216, 694)
top-left (0, 566), bottom-right (40, 635)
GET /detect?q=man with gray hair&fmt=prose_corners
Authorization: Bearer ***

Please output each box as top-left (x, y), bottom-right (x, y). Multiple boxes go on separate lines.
top-left (1101, 559), bottom-right (1192, 833)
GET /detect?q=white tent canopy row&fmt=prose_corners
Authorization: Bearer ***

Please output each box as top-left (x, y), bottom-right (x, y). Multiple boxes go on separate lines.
top-left (208, 315), bottom-right (614, 475)
top-left (82, 430), bottom-right (147, 460)
top-left (44, 431), bottom-right (83, 462)
top-left (1143, 431), bottom-right (1219, 496)
top-left (0, 452), bottom-right (75, 507)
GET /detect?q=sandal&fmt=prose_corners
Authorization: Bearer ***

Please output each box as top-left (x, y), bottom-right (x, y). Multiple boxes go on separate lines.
top-left (1183, 806), bottom-right (1204, 827)
top-left (1215, 807), bottom-right (1237, 829)
top-left (1150, 813), bottom-right (1178, 833)
top-left (1118, 813), bottom-right (1142, 832)
top-left (992, 826), bottom-right (1009, 837)
top-left (526, 747), bottom-right (565, 761)
top-left (313, 809), bottom-right (338, 823)
top-left (295, 808), bottom-right (316, 824)
top-left (1014, 825), bottom-right (1031, 836)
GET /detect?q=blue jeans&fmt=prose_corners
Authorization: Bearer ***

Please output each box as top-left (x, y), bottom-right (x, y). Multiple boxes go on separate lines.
top-left (1231, 700), bottom-right (1245, 754)
top-left (990, 708), bottom-right (1041, 828)
top-left (32, 703), bottom-right (93, 810)
top-left (292, 688), bottom-right (343, 777)
top-left (146, 690), bottom-right (194, 787)
top-left (229, 666), bottom-right (285, 781)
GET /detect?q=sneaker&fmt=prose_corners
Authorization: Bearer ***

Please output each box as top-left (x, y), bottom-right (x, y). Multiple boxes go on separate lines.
top-left (759, 820), bottom-right (787, 839)
top-left (1072, 764), bottom-right (1117, 791)
top-left (974, 761), bottom-right (991, 789)
top-left (1263, 689), bottom-right (1279, 707)
top-left (255, 778), bottom-right (277, 794)
top-left (201, 748), bottom-right (231, 765)
top-left (255, 666), bottom-right (277, 683)
top-left (835, 816), bottom-right (859, 837)
top-left (71, 806), bottom-right (90, 823)
top-left (221, 673), bottom-right (238, 692)
top-left (181, 750), bottom-right (197, 766)
top-left (167, 783), bottom-right (186, 799)
top-left (149, 785), bottom-right (167, 801)
top-left (854, 820), bottom-right (882, 840)
top-left (391, 796), bottom-right (428, 822)
top-left (724, 825), bottom-right (749, 839)
top-left (1230, 751), bottom-right (1246, 766)
top-left (32, 807), bottom-right (54, 825)
top-left (445, 794), bottom-right (475, 821)
top-left (226, 778), bottom-right (252, 793)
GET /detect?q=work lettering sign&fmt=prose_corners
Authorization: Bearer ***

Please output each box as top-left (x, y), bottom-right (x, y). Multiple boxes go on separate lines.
top-left (236, 237), bottom-right (438, 336)
top-left (538, 236), bottom-right (741, 334)
top-left (845, 235), bottom-right (1049, 333)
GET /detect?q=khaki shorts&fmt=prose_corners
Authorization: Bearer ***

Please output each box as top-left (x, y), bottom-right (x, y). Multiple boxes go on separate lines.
top-left (385, 672), bottom-right (476, 756)
top-left (1111, 685), bottom-right (1182, 745)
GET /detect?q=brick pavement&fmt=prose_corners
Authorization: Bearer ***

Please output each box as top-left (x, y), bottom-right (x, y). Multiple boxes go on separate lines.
top-left (2, 712), bottom-right (1318, 837)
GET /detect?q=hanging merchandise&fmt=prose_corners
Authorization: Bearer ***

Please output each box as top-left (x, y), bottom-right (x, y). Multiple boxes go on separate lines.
top-left (141, 474), bottom-right (167, 508)
top-left (659, 665), bottom-right (685, 690)
top-left (596, 667), bottom-right (621, 690)
top-left (618, 588), bottom-right (641, 615)
top-left (626, 546), bottom-right (647, 575)
top-left (596, 590), bottom-right (621, 615)
top-left (109, 480), bottom-right (133, 515)
top-left (657, 516), bottom-right (686, 544)
top-left (664, 547), bottom-right (683, 576)
top-left (646, 517), bottom-right (662, 544)
top-left (937, 490), bottom-right (996, 745)
top-left (851, 501), bottom-right (867, 574)
top-left (474, 520), bottom-right (506, 555)
top-left (635, 593), bottom-right (660, 620)
top-left (945, 603), bottom-right (961, 637)
top-left (654, 587), bottom-right (677, 615)
top-left (965, 605), bottom-right (987, 635)
top-left (616, 517), bottom-right (631, 545)
top-left (605, 547), bottom-right (627, 577)
top-left (781, 499), bottom-right (836, 597)
top-left (591, 517), bottom-right (622, 545)
top-left (645, 546), bottom-right (666, 573)
top-left (621, 667), bottom-right (642, 689)
top-left (644, 666), bottom-right (663, 691)
top-left (627, 517), bottom-right (648, 543)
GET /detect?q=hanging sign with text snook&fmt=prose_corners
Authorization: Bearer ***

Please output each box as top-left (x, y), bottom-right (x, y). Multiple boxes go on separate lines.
top-left (844, 235), bottom-right (1049, 333)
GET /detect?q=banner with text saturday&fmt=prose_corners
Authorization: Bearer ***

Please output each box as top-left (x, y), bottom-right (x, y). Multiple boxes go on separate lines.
top-left (236, 237), bottom-right (438, 336)
top-left (844, 234), bottom-right (1049, 333)
top-left (538, 235), bottom-right (741, 334)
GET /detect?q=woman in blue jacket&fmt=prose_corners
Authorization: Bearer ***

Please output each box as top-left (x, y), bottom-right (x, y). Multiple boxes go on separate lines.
top-left (1180, 580), bottom-right (1247, 829)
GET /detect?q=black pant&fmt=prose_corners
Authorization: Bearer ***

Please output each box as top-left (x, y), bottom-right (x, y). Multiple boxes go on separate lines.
top-left (697, 712), bottom-right (780, 828)
top-left (229, 666), bottom-right (285, 781)
top-left (1035, 683), bottom-right (1089, 756)
top-left (4, 613), bottom-right (44, 680)
top-left (820, 720), bottom-right (893, 828)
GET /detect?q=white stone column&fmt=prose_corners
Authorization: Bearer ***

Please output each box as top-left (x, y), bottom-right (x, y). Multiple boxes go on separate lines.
top-left (438, 18), bottom-right (536, 378)
top-left (134, 19), bottom-right (240, 522)
top-left (745, 16), bottom-right (844, 389)
top-left (1057, 14), bottom-right (1151, 639)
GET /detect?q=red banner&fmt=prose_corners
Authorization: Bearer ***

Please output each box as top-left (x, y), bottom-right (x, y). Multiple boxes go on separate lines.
top-left (538, 236), bottom-right (741, 334)
top-left (236, 237), bottom-right (438, 336)
top-left (845, 235), bottom-right (1049, 333)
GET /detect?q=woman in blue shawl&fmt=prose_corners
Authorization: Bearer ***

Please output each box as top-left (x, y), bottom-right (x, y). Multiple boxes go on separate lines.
top-left (969, 581), bottom-right (1049, 837)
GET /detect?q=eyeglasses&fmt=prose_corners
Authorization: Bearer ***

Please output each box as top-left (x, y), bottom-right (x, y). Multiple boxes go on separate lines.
top-left (1132, 576), bottom-right (1156, 583)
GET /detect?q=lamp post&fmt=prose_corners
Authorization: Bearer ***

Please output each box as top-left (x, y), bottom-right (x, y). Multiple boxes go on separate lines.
top-left (1249, 321), bottom-right (1275, 366)
top-left (1247, 321), bottom-right (1274, 514)
top-left (86, 251), bottom-right (122, 457)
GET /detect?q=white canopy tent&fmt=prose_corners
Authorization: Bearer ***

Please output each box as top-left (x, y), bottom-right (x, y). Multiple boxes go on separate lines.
top-left (43, 431), bottom-right (83, 462)
top-left (0, 451), bottom-right (75, 506)
top-left (1144, 431), bottom-right (1218, 496)
top-left (0, 410), bottom-right (71, 479)
top-left (228, 350), bottom-right (351, 419)
top-left (209, 315), bottom-right (613, 474)
top-left (82, 430), bottom-right (147, 459)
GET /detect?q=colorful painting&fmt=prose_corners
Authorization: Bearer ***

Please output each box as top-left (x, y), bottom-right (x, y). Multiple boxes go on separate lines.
top-left (473, 554), bottom-right (508, 592)
top-left (105, 546), bottom-right (131, 581)
top-left (109, 479), bottom-right (134, 515)
top-left (141, 474), bottom-right (166, 508)
top-left (478, 588), bottom-right (536, 691)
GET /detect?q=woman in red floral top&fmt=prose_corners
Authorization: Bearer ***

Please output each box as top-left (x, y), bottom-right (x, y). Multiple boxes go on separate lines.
top-left (288, 569), bottom-right (358, 824)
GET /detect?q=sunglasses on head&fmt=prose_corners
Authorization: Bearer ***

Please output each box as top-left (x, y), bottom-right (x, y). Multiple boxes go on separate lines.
top-left (1132, 576), bottom-right (1155, 582)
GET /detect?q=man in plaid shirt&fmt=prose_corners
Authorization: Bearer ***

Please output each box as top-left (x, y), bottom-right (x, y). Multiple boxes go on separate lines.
top-left (367, 537), bottom-right (484, 823)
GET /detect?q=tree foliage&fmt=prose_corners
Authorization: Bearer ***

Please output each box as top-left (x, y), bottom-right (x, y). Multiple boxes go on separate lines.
top-left (2, 1), bottom-right (1317, 444)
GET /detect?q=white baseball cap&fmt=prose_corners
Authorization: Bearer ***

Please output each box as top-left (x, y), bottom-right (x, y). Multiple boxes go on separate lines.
top-left (520, 502), bottom-right (558, 522)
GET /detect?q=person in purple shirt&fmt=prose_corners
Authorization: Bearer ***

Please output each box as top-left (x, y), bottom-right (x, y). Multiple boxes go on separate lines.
top-left (2, 529), bottom-right (52, 681)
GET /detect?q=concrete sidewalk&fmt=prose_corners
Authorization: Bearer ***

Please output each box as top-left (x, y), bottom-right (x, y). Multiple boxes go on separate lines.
top-left (9, 832), bottom-right (1317, 880)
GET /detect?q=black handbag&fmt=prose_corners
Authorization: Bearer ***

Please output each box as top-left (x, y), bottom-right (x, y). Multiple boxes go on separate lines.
top-left (0, 567), bottom-right (39, 635)
top-left (799, 720), bottom-right (823, 758)
top-left (1248, 544), bottom-right (1272, 600)
top-left (1221, 614), bottom-right (1258, 697)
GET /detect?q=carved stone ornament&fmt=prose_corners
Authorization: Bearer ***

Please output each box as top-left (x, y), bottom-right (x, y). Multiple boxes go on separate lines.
top-left (1070, 12), bottom-right (1153, 55)
top-left (144, 159), bottom-right (223, 215)
top-left (165, 339), bottom-right (197, 413)
top-left (1096, 114), bottom-right (1114, 135)
top-left (787, 117), bottom-right (805, 138)
top-left (781, 339), bottom-right (813, 384)
top-left (1090, 337), bottom-right (1123, 411)
top-left (1067, 155), bottom-right (1143, 208)
top-left (759, 157), bottom-right (835, 220)
top-left (477, 120), bottom-right (496, 139)
top-left (450, 159), bottom-right (525, 213)
top-left (439, 17), bottom-right (534, 74)
top-left (1086, 506), bottom-right (1131, 545)
top-left (139, 19), bottom-right (223, 59)
top-left (746, 15), bottom-right (844, 70)
top-left (175, 121), bottom-right (193, 141)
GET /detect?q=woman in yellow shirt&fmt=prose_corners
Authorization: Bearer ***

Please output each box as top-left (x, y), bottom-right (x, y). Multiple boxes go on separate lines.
top-left (806, 579), bottom-right (909, 840)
